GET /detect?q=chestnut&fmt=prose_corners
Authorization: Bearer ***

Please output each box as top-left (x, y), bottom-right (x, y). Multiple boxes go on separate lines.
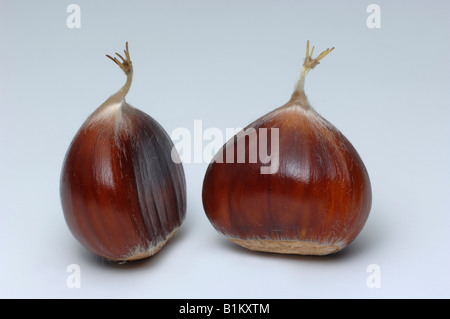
top-left (60, 43), bottom-right (186, 262)
top-left (202, 42), bottom-right (372, 255)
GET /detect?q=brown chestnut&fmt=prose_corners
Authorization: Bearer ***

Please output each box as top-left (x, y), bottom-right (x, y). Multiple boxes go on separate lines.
top-left (60, 43), bottom-right (186, 262)
top-left (202, 41), bottom-right (372, 255)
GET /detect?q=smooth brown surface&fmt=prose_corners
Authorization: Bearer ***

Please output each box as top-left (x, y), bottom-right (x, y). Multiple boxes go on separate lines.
top-left (60, 102), bottom-right (186, 261)
top-left (202, 100), bottom-right (372, 254)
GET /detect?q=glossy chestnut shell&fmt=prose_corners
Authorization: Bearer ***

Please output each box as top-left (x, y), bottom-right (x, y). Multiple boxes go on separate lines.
top-left (202, 100), bottom-right (371, 255)
top-left (202, 43), bottom-right (372, 255)
top-left (60, 43), bottom-right (186, 261)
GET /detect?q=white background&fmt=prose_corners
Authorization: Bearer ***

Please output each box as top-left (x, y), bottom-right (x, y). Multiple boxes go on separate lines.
top-left (1, 0), bottom-right (449, 298)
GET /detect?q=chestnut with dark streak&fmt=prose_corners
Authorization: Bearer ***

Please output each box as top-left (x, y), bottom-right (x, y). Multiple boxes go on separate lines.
top-left (60, 43), bottom-right (186, 262)
top-left (202, 41), bottom-right (372, 255)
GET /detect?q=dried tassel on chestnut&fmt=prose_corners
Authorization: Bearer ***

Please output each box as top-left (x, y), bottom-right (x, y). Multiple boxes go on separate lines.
top-left (202, 41), bottom-right (372, 255)
top-left (60, 43), bottom-right (186, 262)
